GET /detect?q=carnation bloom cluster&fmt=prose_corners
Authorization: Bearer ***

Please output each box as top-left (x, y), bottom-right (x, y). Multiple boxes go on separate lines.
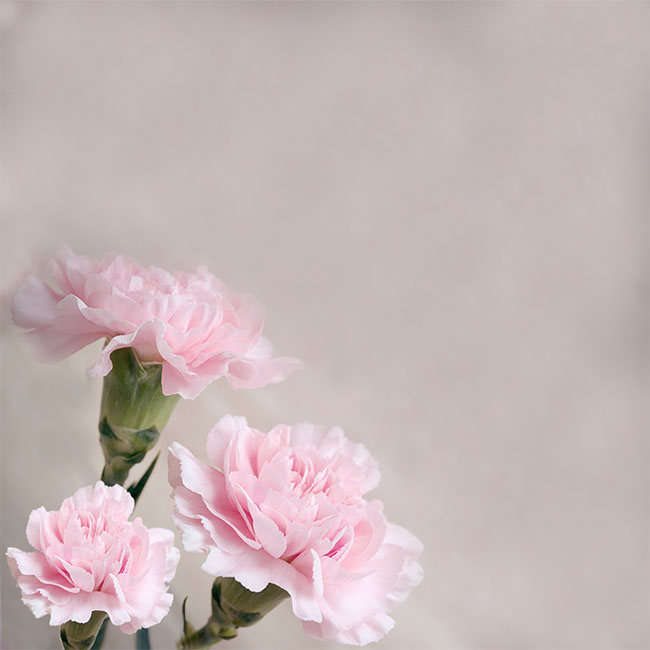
top-left (12, 248), bottom-right (301, 399)
top-left (169, 416), bottom-right (423, 646)
top-left (7, 482), bottom-right (180, 633)
top-left (8, 249), bottom-right (423, 648)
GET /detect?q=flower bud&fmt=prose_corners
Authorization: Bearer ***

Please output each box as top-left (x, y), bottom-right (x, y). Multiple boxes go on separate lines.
top-left (100, 347), bottom-right (179, 486)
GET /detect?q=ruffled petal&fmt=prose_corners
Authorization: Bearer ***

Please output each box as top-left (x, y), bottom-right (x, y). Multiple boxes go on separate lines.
top-left (206, 415), bottom-right (248, 469)
top-left (12, 276), bottom-right (60, 329)
top-left (7, 483), bottom-right (178, 634)
top-left (201, 546), bottom-right (323, 624)
top-left (14, 249), bottom-right (302, 396)
top-left (168, 443), bottom-right (257, 547)
top-left (225, 356), bottom-right (303, 390)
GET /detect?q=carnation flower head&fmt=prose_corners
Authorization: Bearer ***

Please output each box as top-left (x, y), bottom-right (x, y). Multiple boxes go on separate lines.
top-left (168, 416), bottom-right (423, 646)
top-left (6, 482), bottom-right (180, 633)
top-left (12, 247), bottom-right (302, 399)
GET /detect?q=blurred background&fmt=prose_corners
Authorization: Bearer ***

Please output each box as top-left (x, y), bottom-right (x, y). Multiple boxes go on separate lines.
top-left (1, 2), bottom-right (648, 649)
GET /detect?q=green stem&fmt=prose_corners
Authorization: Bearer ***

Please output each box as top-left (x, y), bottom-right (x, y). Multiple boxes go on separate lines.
top-left (92, 348), bottom-right (180, 649)
top-left (136, 628), bottom-right (151, 650)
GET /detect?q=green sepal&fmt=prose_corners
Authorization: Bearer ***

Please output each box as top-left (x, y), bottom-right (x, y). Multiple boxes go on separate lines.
top-left (127, 452), bottom-right (160, 504)
top-left (212, 578), bottom-right (288, 628)
top-left (100, 348), bottom-right (179, 434)
top-left (89, 618), bottom-right (108, 650)
top-left (60, 612), bottom-right (107, 650)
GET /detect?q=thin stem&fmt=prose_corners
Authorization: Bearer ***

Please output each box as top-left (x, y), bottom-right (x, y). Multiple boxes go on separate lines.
top-left (136, 628), bottom-right (151, 650)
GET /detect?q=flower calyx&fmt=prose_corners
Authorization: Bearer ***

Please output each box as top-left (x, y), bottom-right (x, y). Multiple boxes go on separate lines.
top-left (59, 611), bottom-right (107, 650)
top-left (99, 347), bottom-right (179, 485)
top-left (178, 578), bottom-right (288, 649)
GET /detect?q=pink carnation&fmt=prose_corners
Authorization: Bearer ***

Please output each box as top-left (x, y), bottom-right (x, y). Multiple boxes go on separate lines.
top-left (12, 248), bottom-right (302, 399)
top-left (6, 482), bottom-right (180, 633)
top-left (168, 416), bottom-right (423, 646)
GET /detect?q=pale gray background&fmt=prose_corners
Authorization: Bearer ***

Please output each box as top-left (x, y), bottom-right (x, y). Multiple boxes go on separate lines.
top-left (1, 2), bottom-right (648, 649)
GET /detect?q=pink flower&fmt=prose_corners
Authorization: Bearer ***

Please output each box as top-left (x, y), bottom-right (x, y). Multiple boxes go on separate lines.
top-left (6, 482), bottom-right (180, 633)
top-left (168, 416), bottom-right (423, 646)
top-left (12, 248), bottom-right (302, 399)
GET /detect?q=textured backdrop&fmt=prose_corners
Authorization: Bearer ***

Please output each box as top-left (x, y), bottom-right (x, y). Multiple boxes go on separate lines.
top-left (1, 2), bottom-right (648, 649)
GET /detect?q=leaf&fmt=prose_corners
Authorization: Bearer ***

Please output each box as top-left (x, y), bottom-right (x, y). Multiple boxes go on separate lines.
top-left (127, 452), bottom-right (160, 504)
